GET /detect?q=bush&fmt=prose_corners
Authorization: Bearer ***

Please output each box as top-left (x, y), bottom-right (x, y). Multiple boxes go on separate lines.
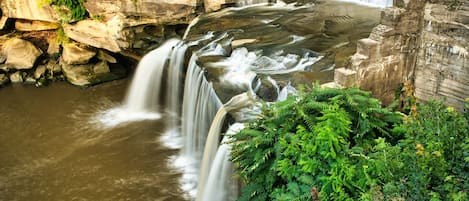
top-left (230, 86), bottom-right (468, 201)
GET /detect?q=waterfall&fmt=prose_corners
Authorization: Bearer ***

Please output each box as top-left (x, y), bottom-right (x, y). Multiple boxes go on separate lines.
top-left (181, 55), bottom-right (222, 158)
top-left (162, 42), bottom-right (189, 149)
top-left (196, 93), bottom-right (254, 201)
top-left (173, 53), bottom-right (222, 197)
top-left (336, 0), bottom-right (393, 8)
top-left (199, 123), bottom-right (246, 201)
top-left (124, 39), bottom-right (181, 113)
top-left (96, 39), bottom-right (182, 127)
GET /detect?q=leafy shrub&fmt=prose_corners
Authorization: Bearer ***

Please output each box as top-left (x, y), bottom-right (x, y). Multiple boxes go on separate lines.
top-left (230, 86), bottom-right (402, 201)
top-left (230, 86), bottom-right (468, 201)
top-left (42, 0), bottom-right (88, 22)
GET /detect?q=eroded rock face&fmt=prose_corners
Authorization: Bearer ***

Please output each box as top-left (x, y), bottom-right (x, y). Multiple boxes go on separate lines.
top-left (62, 43), bottom-right (97, 65)
top-left (2, 38), bottom-right (43, 69)
top-left (414, 3), bottom-right (469, 111)
top-left (0, 0), bottom-right (58, 22)
top-left (84, 0), bottom-right (198, 22)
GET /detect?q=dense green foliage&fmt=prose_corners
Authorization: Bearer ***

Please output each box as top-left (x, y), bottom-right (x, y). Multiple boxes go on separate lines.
top-left (42, 0), bottom-right (88, 22)
top-left (230, 86), bottom-right (468, 201)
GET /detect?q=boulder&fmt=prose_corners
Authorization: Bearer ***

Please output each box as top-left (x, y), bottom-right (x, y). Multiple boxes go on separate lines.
top-left (61, 60), bottom-right (125, 86)
top-left (9, 71), bottom-right (23, 83)
top-left (0, 0), bottom-right (58, 22)
top-left (63, 18), bottom-right (124, 53)
top-left (0, 73), bottom-right (9, 86)
top-left (34, 65), bottom-right (46, 79)
top-left (62, 43), bottom-right (96, 65)
top-left (15, 19), bottom-right (59, 31)
top-left (2, 38), bottom-right (43, 69)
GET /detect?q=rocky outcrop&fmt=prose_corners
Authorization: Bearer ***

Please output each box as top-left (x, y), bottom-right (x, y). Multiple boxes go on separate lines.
top-left (84, 0), bottom-right (198, 22)
top-left (1, 38), bottom-right (43, 69)
top-left (63, 16), bottom-right (131, 53)
top-left (333, 0), bottom-right (468, 110)
top-left (0, 0), bottom-right (58, 22)
top-left (414, 2), bottom-right (469, 111)
top-left (62, 43), bottom-right (96, 65)
top-left (334, 0), bottom-right (425, 104)
top-left (15, 19), bottom-right (59, 31)
top-left (61, 60), bottom-right (126, 87)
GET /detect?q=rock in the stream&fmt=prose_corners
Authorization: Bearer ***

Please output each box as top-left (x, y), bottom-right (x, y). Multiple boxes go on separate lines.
top-left (62, 43), bottom-right (96, 65)
top-left (61, 60), bottom-right (126, 87)
top-left (9, 71), bottom-right (23, 83)
top-left (34, 65), bottom-right (46, 79)
top-left (2, 38), bottom-right (43, 69)
top-left (0, 73), bottom-right (9, 86)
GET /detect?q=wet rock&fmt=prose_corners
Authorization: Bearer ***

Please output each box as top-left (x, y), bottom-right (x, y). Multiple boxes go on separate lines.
top-left (0, 73), bottom-right (9, 86)
top-left (25, 75), bottom-right (36, 84)
top-left (2, 38), bottom-right (43, 69)
top-left (34, 65), bottom-right (46, 79)
top-left (15, 19), bottom-right (59, 31)
top-left (62, 43), bottom-right (96, 65)
top-left (9, 71), bottom-right (23, 83)
top-left (61, 60), bottom-right (125, 86)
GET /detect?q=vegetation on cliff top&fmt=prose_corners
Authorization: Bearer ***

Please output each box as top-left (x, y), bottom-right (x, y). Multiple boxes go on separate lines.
top-left (230, 86), bottom-right (468, 201)
top-left (41, 0), bottom-right (88, 22)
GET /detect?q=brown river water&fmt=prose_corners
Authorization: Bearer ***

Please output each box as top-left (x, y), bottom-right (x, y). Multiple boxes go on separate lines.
top-left (0, 79), bottom-right (186, 201)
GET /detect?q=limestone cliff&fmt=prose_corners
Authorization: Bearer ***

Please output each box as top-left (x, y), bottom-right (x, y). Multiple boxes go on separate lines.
top-left (333, 0), bottom-right (468, 110)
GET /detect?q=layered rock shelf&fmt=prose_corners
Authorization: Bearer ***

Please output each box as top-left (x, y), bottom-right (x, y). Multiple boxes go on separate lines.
top-left (0, 0), bottom-right (242, 87)
top-left (332, 0), bottom-right (468, 111)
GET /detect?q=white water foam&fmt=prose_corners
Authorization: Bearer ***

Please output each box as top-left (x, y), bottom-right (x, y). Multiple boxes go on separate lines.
top-left (95, 107), bottom-right (161, 128)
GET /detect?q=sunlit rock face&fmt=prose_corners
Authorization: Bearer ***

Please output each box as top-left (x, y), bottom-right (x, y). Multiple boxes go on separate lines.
top-left (414, 2), bottom-right (469, 111)
top-left (1, 38), bottom-right (43, 69)
top-left (0, 0), bottom-right (58, 22)
top-left (336, 0), bottom-right (426, 105)
top-left (84, 0), bottom-right (198, 23)
top-left (335, 0), bottom-right (468, 110)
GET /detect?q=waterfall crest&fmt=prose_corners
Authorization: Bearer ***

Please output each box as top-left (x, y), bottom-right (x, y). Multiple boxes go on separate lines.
top-left (124, 39), bottom-right (181, 113)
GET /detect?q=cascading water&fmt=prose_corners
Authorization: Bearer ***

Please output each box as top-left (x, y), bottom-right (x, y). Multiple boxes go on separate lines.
top-left (124, 39), bottom-right (181, 113)
top-left (96, 39), bottom-right (181, 127)
top-left (162, 42), bottom-right (189, 149)
top-left (198, 122), bottom-right (245, 201)
top-left (196, 93), bottom-right (255, 201)
top-left (172, 53), bottom-right (222, 197)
